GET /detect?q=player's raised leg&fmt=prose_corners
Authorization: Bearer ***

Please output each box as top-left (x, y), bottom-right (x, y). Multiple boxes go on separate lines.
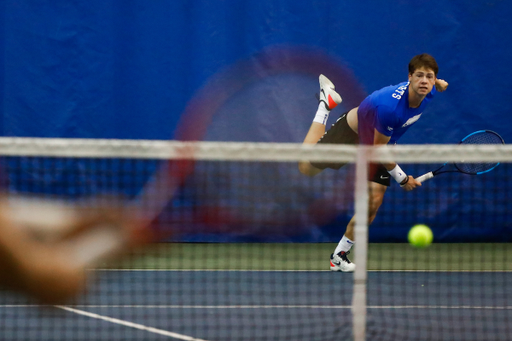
top-left (298, 74), bottom-right (342, 176)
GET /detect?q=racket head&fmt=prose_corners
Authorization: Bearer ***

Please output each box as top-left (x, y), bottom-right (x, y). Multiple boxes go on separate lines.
top-left (455, 130), bottom-right (505, 175)
top-left (459, 130), bottom-right (505, 145)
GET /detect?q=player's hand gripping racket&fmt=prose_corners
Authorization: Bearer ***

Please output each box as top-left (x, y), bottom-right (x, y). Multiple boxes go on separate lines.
top-left (0, 142), bottom-right (197, 303)
top-left (416, 130), bottom-right (505, 183)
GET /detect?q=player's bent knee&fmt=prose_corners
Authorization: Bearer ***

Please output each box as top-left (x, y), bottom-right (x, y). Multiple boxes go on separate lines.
top-left (298, 161), bottom-right (321, 177)
top-left (298, 162), bottom-right (312, 176)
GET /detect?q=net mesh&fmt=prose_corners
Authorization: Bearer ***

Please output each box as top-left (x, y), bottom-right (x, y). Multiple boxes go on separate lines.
top-left (0, 138), bottom-right (511, 341)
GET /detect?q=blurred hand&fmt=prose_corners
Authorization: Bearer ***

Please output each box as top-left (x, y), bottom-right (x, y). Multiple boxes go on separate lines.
top-left (0, 196), bottom-right (145, 304)
top-left (435, 79), bottom-right (449, 92)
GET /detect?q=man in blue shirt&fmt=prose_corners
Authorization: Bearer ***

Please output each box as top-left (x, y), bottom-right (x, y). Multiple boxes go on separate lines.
top-left (299, 53), bottom-right (449, 272)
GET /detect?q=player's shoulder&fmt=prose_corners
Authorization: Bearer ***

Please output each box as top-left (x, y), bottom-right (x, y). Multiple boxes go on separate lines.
top-left (376, 81), bottom-right (408, 97)
top-left (370, 82), bottom-right (408, 101)
top-left (370, 82), bottom-right (408, 112)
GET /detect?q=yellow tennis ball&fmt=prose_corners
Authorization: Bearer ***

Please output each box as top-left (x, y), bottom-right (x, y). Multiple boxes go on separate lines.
top-left (408, 224), bottom-right (433, 248)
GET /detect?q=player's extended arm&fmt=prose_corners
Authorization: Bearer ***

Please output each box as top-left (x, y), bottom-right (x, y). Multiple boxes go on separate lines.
top-left (373, 130), bottom-right (395, 171)
top-left (374, 129), bottom-right (421, 191)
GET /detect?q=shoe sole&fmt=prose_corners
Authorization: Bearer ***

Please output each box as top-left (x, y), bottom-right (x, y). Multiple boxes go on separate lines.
top-left (319, 75), bottom-right (342, 109)
top-left (319, 74), bottom-right (335, 89)
top-left (330, 267), bottom-right (355, 273)
top-left (329, 260), bottom-right (355, 272)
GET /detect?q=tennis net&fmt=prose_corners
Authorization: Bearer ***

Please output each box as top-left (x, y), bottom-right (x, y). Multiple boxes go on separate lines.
top-left (0, 138), bottom-right (511, 340)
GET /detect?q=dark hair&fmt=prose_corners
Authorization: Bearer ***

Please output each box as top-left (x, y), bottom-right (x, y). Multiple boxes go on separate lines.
top-left (408, 53), bottom-right (438, 76)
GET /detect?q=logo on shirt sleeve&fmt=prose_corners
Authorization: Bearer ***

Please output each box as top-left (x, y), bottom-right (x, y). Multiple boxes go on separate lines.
top-left (392, 84), bottom-right (408, 100)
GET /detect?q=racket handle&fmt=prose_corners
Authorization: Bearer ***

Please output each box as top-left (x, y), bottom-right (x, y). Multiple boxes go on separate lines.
top-left (416, 171), bottom-right (434, 183)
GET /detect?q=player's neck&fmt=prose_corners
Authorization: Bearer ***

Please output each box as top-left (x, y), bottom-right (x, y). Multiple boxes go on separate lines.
top-left (408, 90), bottom-right (425, 108)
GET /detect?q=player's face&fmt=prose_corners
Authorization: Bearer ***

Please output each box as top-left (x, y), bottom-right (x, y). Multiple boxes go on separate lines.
top-left (408, 67), bottom-right (436, 97)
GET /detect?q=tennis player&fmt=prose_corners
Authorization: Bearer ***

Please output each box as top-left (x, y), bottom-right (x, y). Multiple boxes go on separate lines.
top-left (0, 196), bottom-right (144, 303)
top-left (299, 53), bottom-right (449, 272)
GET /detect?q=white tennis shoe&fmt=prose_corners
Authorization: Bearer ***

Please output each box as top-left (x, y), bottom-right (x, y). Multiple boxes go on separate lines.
top-left (319, 74), bottom-right (342, 110)
top-left (329, 251), bottom-right (355, 272)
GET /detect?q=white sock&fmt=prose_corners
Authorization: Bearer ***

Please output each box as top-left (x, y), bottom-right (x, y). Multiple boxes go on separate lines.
top-left (313, 102), bottom-right (330, 125)
top-left (334, 235), bottom-right (354, 255)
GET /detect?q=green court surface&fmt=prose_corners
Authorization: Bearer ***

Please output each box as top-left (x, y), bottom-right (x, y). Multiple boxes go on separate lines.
top-left (110, 243), bottom-right (512, 271)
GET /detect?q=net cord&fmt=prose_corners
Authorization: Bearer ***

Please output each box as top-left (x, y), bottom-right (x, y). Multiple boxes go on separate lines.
top-left (0, 137), bottom-right (512, 163)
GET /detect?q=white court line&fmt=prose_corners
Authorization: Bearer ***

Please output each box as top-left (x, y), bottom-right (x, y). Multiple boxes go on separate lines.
top-left (94, 269), bottom-right (512, 272)
top-left (58, 305), bottom-right (512, 310)
top-left (3, 304), bottom-right (511, 310)
top-left (368, 305), bottom-right (512, 310)
top-left (93, 269), bottom-right (332, 272)
top-left (66, 305), bottom-right (353, 309)
top-left (54, 305), bottom-right (209, 341)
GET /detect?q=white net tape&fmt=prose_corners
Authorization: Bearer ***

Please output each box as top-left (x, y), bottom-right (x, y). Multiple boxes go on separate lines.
top-left (0, 137), bottom-right (511, 163)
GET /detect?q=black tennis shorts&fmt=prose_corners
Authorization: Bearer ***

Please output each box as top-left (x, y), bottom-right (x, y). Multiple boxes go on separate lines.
top-left (310, 112), bottom-right (391, 186)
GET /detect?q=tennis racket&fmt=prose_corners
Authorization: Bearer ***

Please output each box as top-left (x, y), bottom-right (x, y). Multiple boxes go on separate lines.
top-left (416, 130), bottom-right (505, 183)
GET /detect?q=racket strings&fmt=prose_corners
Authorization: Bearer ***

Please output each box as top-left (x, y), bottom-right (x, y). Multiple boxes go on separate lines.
top-left (455, 161), bottom-right (498, 174)
top-left (461, 134), bottom-right (503, 145)
top-left (456, 131), bottom-right (504, 174)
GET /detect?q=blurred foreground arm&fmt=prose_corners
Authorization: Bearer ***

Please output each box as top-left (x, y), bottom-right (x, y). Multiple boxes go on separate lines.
top-left (0, 196), bottom-right (145, 304)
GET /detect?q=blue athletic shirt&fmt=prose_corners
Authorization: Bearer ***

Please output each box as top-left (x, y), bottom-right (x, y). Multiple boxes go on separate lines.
top-left (357, 81), bottom-right (436, 145)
